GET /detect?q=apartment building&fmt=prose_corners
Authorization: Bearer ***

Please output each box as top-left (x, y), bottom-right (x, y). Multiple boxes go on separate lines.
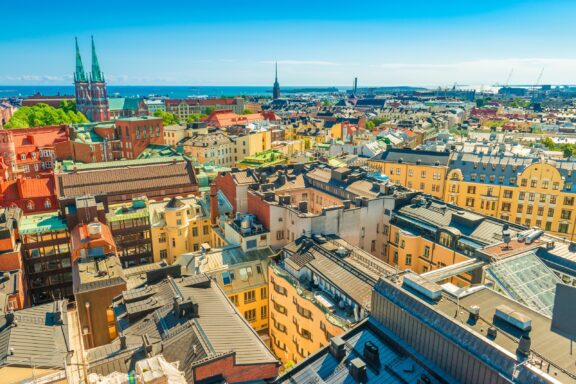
top-left (106, 198), bottom-right (153, 267)
top-left (176, 244), bottom-right (273, 333)
top-left (164, 97), bottom-right (245, 121)
top-left (149, 196), bottom-right (220, 263)
top-left (0, 207), bottom-right (26, 310)
top-left (180, 131), bottom-right (236, 166)
top-left (367, 148), bottom-right (450, 199)
top-left (114, 116), bottom-right (163, 160)
top-left (447, 152), bottom-right (576, 240)
top-left (19, 212), bottom-right (71, 305)
top-left (268, 235), bottom-right (395, 365)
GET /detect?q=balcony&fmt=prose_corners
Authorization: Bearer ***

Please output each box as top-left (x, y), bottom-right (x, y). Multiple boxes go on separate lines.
top-left (270, 263), bottom-right (356, 329)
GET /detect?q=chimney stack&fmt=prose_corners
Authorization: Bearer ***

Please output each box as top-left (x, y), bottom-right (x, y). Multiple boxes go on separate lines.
top-left (209, 183), bottom-right (218, 226)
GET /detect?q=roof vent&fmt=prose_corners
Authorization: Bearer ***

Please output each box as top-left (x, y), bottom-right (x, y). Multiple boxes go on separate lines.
top-left (517, 335), bottom-right (531, 356)
top-left (329, 336), bottom-right (346, 360)
top-left (398, 157), bottom-right (403, 163)
top-left (469, 305), bottom-right (480, 322)
top-left (487, 326), bottom-right (498, 339)
top-left (335, 246), bottom-right (349, 258)
top-left (349, 358), bottom-right (367, 382)
top-left (363, 341), bottom-right (380, 368)
top-left (495, 305), bottom-right (532, 332)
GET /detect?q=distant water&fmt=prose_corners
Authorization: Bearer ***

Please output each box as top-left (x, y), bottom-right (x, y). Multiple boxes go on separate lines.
top-left (0, 85), bottom-right (350, 98)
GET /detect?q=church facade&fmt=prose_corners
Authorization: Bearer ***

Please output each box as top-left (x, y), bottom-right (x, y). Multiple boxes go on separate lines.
top-left (74, 37), bottom-right (110, 122)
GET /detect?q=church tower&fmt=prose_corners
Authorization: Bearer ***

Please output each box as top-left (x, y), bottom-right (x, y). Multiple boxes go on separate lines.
top-left (272, 62), bottom-right (281, 100)
top-left (74, 37), bottom-right (91, 119)
top-left (88, 36), bottom-right (110, 121)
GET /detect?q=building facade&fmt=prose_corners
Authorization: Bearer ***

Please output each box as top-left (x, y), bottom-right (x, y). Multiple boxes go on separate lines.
top-left (74, 37), bottom-right (110, 122)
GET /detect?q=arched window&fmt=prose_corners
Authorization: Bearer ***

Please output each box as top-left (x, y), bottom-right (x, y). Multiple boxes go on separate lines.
top-left (20, 153), bottom-right (26, 160)
top-left (26, 200), bottom-right (35, 211)
top-left (44, 199), bottom-right (52, 209)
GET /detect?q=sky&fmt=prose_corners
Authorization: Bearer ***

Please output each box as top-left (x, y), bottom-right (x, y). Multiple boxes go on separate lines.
top-left (1, 0), bottom-right (576, 87)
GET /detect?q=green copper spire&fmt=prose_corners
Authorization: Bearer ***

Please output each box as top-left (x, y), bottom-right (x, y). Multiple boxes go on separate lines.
top-left (90, 36), bottom-right (104, 82)
top-left (74, 37), bottom-right (87, 82)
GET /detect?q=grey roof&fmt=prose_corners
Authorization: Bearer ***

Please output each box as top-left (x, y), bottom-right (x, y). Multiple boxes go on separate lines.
top-left (375, 277), bottom-right (576, 384)
top-left (370, 148), bottom-right (450, 166)
top-left (87, 274), bottom-right (277, 382)
top-left (283, 237), bottom-right (395, 310)
top-left (449, 152), bottom-right (576, 192)
top-left (0, 300), bottom-right (70, 369)
top-left (396, 199), bottom-right (522, 245)
top-left (274, 318), bottom-right (451, 384)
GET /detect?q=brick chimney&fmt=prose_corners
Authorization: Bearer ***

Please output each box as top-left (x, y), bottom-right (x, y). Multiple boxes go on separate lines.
top-left (210, 183), bottom-right (218, 225)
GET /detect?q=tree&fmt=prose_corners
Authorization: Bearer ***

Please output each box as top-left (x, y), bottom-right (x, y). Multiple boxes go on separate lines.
top-left (4, 103), bottom-right (89, 128)
top-left (186, 113), bottom-right (206, 124)
top-left (365, 121), bottom-right (376, 130)
top-left (541, 137), bottom-right (555, 150)
top-left (59, 100), bottom-right (78, 113)
top-left (242, 109), bottom-right (252, 115)
top-left (153, 110), bottom-right (179, 125)
top-left (205, 107), bottom-right (216, 115)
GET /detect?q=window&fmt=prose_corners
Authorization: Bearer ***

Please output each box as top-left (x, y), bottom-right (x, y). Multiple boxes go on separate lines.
top-left (273, 301), bottom-right (287, 314)
top-left (501, 203), bottom-right (511, 212)
top-left (408, 169), bottom-right (414, 177)
top-left (540, 195), bottom-right (547, 203)
top-left (545, 222), bottom-right (552, 231)
top-left (439, 232), bottom-right (453, 248)
top-left (423, 246), bottom-right (430, 257)
top-left (552, 182), bottom-right (560, 190)
top-left (521, 179), bottom-right (527, 187)
top-left (276, 230), bottom-right (284, 240)
top-left (256, 265), bottom-right (263, 274)
top-left (222, 271), bottom-right (232, 285)
top-left (171, 238), bottom-right (176, 248)
top-left (558, 223), bottom-right (569, 234)
top-left (229, 295), bottom-right (239, 306)
top-left (519, 192), bottom-right (525, 200)
top-left (300, 328), bottom-right (312, 340)
top-left (527, 206), bottom-right (533, 214)
top-left (244, 290), bottom-right (256, 303)
top-left (393, 251), bottom-right (398, 264)
top-left (160, 250), bottom-right (167, 260)
top-left (244, 309), bottom-right (256, 323)
top-left (239, 267), bottom-right (253, 281)
top-left (550, 196), bottom-right (557, 204)
top-left (246, 239), bottom-right (257, 249)
top-left (44, 199), bottom-right (52, 209)
top-left (548, 208), bottom-right (554, 217)
top-left (405, 254), bottom-right (412, 266)
top-left (564, 197), bottom-right (575, 206)
top-left (465, 197), bottom-right (475, 207)
top-left (531, 180), bottom-right (537, 188)
top-left (561, 210), bottom-right (572, 220)
top-left (203, 225), bottom-right (209, 235)
top-left (192, 227), bottom-right (198, 237)
top-left (422, 266), bottom-right (429, 273)
top-left (371, 240), bottom-right (376, 252)
top-left (261, 286), bottom-right (267, 299)
top-left (538, 207), bottom-right (544, 216)
top-left (176, 219), bottom-right (182, 226)
top-left (273, 281), bottom-right (287, 296)
top-left (421, 171), bottom-right (426, 178)
top-left (400, 240), bottom-right (405, 249)
top-left (542, 180), bottom-right (549, 189)
top-left (261, 305), bottom-right (268, 320)
top-left (274, 320), bottom-right (287, 333)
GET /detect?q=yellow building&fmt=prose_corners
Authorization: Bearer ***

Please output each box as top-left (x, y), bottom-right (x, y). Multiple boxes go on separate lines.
top-left (368, 148), bottom-right (450, 199)
top-left (175, 245), bottom-right (273, 333)
top-left (269, 236), bottom-right (392, 366)
top-left (234, 130), bottom-right (272, 159)
top-left (149, 195), bottom-right (226, 264)
top-left (181, 131), bottom-right (236, 166)
top-left (446, 153), bottom-right (576, 240)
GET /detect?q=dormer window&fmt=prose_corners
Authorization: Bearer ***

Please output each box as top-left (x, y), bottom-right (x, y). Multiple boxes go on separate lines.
top-left (20, 153), bottom-right (26, 160)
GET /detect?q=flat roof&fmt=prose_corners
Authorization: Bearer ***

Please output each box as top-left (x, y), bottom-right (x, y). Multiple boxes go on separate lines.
top-left (19, 212), bottom-right (67, 235)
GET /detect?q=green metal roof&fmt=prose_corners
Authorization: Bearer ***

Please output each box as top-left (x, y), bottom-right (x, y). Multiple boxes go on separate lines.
top-left (20, 213), bottom-right (67, 235)
top-left (56, 156), bottom-right (184, 172)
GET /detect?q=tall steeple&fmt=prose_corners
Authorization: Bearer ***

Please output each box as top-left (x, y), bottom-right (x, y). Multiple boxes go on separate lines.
top-left (74, 37), bottom-right (87, 82)
top-left (90, 36), bottom-right (104, 82)
top-left (272, 62), bottom-right (281, 100)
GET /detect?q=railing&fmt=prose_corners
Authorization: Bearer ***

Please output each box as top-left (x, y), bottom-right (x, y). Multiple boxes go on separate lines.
top-left (270, 263), bottom-right (354, 329)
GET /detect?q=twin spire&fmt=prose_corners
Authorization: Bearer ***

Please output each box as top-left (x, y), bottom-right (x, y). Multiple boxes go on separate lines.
top-left (74, 36), bottom-right (104, 83)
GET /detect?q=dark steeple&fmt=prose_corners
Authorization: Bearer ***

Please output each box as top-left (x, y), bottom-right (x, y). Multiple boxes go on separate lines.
top-left (272, 62), bottom-right (281, 100)
top-left (74, 37), bottom-right (87, 82)
top-left (90, 36), bottom-right (104, 83)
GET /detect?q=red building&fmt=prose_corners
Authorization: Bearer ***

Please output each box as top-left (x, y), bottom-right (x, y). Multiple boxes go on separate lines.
top-left (0, 207), bottom-right (27, 310)
top-left (114, 116), bottom-right (163, 159)
top-left (0, 176), bottom-right (58, 214)
top-left (0, 102), bottom-right (14, 128)
top-left (203, 109), bottom-right (269, 128)
top-left (21, 94), bottom-right (75, 108)
top-left (0, 125), bottom-right (69, 181)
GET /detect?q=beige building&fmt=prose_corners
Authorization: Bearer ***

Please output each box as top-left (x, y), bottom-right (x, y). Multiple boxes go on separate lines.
top-left (181, 132), bottom-right (236, 166)
top-left (163, 124), bottom-right (187, 147)
top-left (149, 195), bottom-right (226, 264)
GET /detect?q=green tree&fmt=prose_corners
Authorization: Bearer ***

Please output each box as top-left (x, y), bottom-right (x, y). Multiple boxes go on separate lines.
top-left (365, 121), bottom-right (376, 130)
top-left (541, 137), bottom-right (556, 150)
top-left (153, 110), bottom-right (179, 125)
top-left (186, 113), bottom-right (206, 124)
top-left (59, 100), bottom-right (78, 113)
top-left (5, 103), bottom-right (88, 128)
top-left (205, 107), bottom-right (216, 115)
top-left (242, 109), bottom-right (253, 115)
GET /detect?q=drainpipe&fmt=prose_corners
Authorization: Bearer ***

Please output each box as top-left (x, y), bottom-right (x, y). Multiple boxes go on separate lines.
top-left (85, 302), bottom-right (93, 349)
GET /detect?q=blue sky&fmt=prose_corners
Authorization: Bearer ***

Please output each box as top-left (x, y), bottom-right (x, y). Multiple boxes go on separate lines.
top-left (1, 0), bottom-right (576, 86)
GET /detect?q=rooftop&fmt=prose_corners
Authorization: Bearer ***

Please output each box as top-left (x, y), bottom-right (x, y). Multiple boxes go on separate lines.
top-left (370, 148), bottom-right (451, 167)
top-left (73, 255), bottom-right (126, 293)
top-left (19, 212), bottom-right (67, 235)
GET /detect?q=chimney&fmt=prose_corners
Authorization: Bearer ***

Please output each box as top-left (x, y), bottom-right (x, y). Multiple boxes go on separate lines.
top-left (210, 183), bottom-right (218, 225)
top-left (363, 341), bottom-right (380, 368)
top-left (349, 358), bottom-right (367, 382)
top-left (329, 336), bottom-right (346, 360)
top-left (298, 200), bottom-right (308, 214)
top-left (517, 335), bottom-right (531, 357)
top-left (119, 332), bottom-right (127, 349)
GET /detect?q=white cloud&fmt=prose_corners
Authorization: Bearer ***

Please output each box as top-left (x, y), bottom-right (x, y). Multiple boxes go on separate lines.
top-left (261, 60), bottom-right (338, 66)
